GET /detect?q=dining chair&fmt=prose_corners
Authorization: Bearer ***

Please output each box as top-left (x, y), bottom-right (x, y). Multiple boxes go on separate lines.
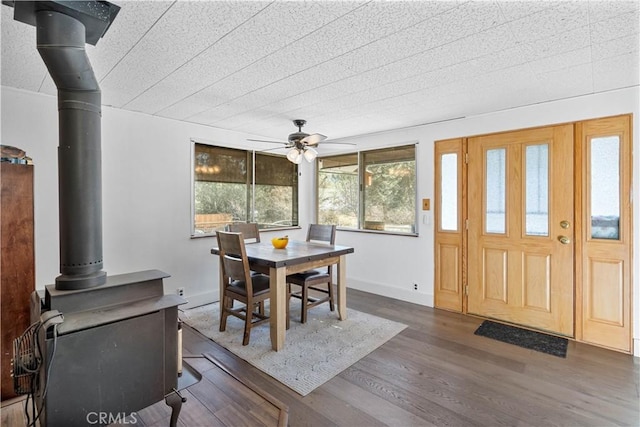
top-left (216, 231), bottom-right (270, 345)
top-left (287, 224), bottom-right (337, 326)
top-left (227, 222), bottom-right (260, 243)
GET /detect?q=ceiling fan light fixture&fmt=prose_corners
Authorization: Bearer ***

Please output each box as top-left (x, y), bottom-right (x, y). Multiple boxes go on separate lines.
top-left (303, 146), bottom-right (318, 162)
top-left (252, 120), bottom-right (335, 163)
top-left (287, 147), bottom-right (302, 164)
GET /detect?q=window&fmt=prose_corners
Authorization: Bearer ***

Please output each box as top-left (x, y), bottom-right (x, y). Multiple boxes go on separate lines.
top-left (317, 154), bottom-right (359, 228)
top-left (254, 152), bottom-right (299, 229)
top-left (317, 144), bottom-right (417, 234)
top-left (193, 143), bottom-right (298, 235)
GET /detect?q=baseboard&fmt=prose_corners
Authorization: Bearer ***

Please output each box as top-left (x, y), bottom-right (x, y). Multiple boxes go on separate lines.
top-left (347, 278), bottom-right (433, 307)
top-left (178, 280), bottom-right (432, 310)
top-left (178, 290), bottom-right (218, 310)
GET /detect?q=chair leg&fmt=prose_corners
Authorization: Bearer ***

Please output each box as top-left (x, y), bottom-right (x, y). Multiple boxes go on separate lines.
top-left (242, 306), bottom-right (252, 346)
top-left (327, 282), bottom-right (336, 311)
top-left (242, 327), bottom-right (251, 345)
top-left (258, 301), bottom-right (265, 316)
top-left (219, 296), bottom-right (229, 332)
top-left (301, 284), bottom-right (309, 324)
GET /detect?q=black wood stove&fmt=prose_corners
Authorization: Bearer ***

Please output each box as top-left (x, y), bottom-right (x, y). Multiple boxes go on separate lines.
top-left (32, 270), bottom-right (186, 426)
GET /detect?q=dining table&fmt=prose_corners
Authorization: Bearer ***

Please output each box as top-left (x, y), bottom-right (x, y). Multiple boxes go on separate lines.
top-left (211, 239), bottom-right (354, 351)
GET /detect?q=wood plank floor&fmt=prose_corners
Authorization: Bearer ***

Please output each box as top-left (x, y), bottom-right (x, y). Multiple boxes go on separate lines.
top-left (2, 288), bottom-right (639, 426)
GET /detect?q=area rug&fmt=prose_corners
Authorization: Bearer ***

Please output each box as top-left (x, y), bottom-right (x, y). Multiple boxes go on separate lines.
top-left (180, 300), bottom-right (407, 395)
top-left (474, 320), bottom-right (568, 358)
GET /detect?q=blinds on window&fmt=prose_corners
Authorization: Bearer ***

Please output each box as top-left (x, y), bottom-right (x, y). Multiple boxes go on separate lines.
top-left (255, 153), bottom-right (297, 186)
top-left (194, 144), bottom-right (247, 183)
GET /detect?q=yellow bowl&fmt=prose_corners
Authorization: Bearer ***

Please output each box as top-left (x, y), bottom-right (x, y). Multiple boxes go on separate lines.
top-left (271, 237), bottom-right (289, 249)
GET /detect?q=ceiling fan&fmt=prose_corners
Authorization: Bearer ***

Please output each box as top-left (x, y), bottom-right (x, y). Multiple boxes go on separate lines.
top-left (248, 119), bottom-right (352, 164)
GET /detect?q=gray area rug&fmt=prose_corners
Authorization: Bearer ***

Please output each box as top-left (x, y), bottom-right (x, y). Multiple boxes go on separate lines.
top-left (181, 300), bottom-right (407, 396)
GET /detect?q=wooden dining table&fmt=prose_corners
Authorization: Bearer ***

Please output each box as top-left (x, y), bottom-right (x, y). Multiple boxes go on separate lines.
top-left (211, 239), bottom-right (354, 351)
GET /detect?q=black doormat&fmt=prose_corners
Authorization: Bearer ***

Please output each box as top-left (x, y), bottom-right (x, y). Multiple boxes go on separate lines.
top-left (474, 320), bottom-right (568, 358)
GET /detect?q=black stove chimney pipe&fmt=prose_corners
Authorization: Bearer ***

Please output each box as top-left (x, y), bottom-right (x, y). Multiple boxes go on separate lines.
top-left (37, 10), bottom-right (106, 289)
top-left (6, 1), bottom-right (119, 289)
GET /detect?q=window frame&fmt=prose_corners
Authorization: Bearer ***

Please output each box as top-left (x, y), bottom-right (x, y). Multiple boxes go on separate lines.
top-left (190, 140), bottom-right (299, 237)
top-left (316, 143), bottom-right (419, 236)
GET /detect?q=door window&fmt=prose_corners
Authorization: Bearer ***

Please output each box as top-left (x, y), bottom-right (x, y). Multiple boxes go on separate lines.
top-left (525, 144), bottom-right (549, 236)
top-left (440, 153), bottom-right (458, 231)
top-left (589, 136), bottom-right (620, 240)
top-left (485, 148), bottom-right (506, 234)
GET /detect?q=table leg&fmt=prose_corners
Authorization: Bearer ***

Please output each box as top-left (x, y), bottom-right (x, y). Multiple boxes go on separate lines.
top-left (337, 255), bottom-right (347, 320)
top-left (269, 267), bottom-right (287, 351)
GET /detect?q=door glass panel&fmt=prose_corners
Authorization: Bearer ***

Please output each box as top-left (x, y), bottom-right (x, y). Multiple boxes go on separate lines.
top-left (590, 136), bottom-right (620, 240)
top-left (525, 144), bottom-right (549, 236)
top-left (440, 153), bottom-right (458, 231)
top-left (485, 148), bottom-right (506, 234)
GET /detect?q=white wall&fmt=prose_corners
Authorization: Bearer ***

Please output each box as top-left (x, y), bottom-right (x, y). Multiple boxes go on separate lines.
top-left (2, 85), bottom-right (639, 355)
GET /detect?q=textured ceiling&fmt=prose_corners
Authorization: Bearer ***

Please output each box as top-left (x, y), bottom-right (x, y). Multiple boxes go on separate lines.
top-left (1, 0), bottom-right (638, 145)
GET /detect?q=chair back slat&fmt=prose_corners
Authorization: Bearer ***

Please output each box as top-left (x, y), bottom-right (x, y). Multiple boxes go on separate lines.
top-left (216, 231), bottom-right (252, 288)
top-left (307, 224), bottom-right (336, 244)
top-left (227, 222), bottom-right (261, 243)
top-left (222, 255), bottom-right (246, 282)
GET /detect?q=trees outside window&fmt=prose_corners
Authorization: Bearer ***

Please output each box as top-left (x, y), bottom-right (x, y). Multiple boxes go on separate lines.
top-left (317, 154), bottom-right (358, 228)
top-left (317, 145), bottom-right (416, 234)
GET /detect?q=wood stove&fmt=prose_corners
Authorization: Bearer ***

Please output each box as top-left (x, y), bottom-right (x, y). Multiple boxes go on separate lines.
top-left (32, 270), bottom-right (185, 426)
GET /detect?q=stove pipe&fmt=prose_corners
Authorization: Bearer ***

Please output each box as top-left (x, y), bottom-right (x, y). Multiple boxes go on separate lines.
top-left (37, 10), bottom-right (106, 289)
top-left (6, 1), bottom-right (119, 289)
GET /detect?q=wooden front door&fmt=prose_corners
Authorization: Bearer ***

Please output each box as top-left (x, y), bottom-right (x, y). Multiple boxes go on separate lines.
top-left (467, 124), bottom-right (574, 336)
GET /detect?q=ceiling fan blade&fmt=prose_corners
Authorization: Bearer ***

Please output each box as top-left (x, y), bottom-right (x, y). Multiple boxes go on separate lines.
top-left (320, 141), bottom-right (357, 146)
top-left (300, 133), bottom-right (327, 145)
top-left (247, 138), bottom-right (288, 145)
top-left (259, 146), bottom-right (289, 152)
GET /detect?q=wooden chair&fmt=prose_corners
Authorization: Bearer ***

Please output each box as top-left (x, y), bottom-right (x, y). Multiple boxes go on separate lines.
top-left (216, 231), bottom-right (270, 345)
top-left (287, 224), bottom-right (337, 325)
top-left (227, 222), bottom-right (268, 276)
top-left (227, 222), bottom-right (260, 243)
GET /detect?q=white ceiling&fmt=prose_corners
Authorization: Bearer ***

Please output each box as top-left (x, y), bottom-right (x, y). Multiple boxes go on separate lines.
top-left (1, 0), bottom-right (639, 145)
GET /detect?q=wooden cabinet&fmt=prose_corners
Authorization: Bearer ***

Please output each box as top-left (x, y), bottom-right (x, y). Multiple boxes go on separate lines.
top-left (1, 162), bottom-right (35, 400)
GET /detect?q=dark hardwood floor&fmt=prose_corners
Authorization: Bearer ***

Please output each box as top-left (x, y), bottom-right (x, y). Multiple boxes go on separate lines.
top-left (2, 288), bottom-right (639, 426)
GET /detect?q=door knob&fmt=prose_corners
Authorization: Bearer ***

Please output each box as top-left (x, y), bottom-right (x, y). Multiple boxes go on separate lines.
top-left (560, 220), bottom-right (570, 229)
top-left (558, 236), bottom-right (571, 245)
